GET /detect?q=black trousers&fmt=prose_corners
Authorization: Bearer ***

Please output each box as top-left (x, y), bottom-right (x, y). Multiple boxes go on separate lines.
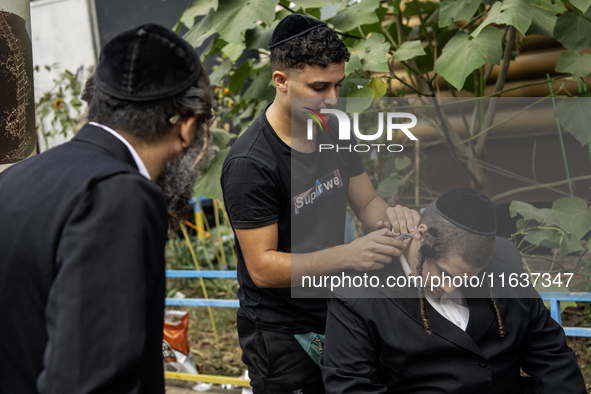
top-left (237, 311), bottom-right (325, 394)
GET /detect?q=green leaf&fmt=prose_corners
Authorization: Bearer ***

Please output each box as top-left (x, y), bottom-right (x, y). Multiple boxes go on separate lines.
top-left (377, 175), bottom-right (400, 199)
top-left (330, 0), bottom-right (380, 32)
top-left (212, 0), bottom-right (278, 44)
top-left (471, 0), bottom-right (533, 38)
top-left (439, 0), bottom-right (482, 28)
top-left (570, 0), bottom-right (591, 13)
top-left (434, 27), bottom-right (504, 91)
top-left (193, 147), bottom-right (230, 200)
top-left (555, 51), bottom-right (591, 79)
top-left (551, 197), bottom-right (591, 240)
top-left (510, 200), bottom-right (547, 222)
top-left (369, 77), bottom-right (387, 98)
top-left (242, 67), bottom-right (274, 101)
top-left (525, 7), bottom-right (557, 36)
top-left (183, 9), bottom-right (216, 48)
top-left (210, 128), bottom-right (236, 149)
top-left (394, 156), bottom-right (411, 171)
top-left (553, 98), bottom-right (591, 146)
top-left (529, 0), bottom-right (566, 13)
top-left (345, 54), bottom-right (362, 76)
top-left (245, 24), bottom-right (275, 50)
top-left (393, 40), bottom-right (426, 62)
top-left (554, 9), bottom-right (591, 52)
top-left (180, 0), bottom-right (219, 29)
top-left (340, 77), bottom-right (369, 98)
top-left (229, 62), bottom-right (252, 93)
top-left (209, 58), bottom-right (232, 86)
top-left (222, 42), bottom-right (246, 62)
top-left (346, 88), bottom-right (375, 114)
top-left (350, 33), bottom-right (391, 73)
top-left (292, 0), bottom-right (341, 9)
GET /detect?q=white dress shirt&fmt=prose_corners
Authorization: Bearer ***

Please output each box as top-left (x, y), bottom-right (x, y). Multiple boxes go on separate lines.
top-left (399, 254), bottom-right (470, 331)
top-left (89, 122), bottom-right (151, 180)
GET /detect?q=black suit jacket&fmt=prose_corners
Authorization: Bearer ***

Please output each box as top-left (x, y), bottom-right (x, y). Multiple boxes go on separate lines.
top-left (0, 124), bottom-right (168, 394)
top-left (321, 238), bottom-right (586, 394)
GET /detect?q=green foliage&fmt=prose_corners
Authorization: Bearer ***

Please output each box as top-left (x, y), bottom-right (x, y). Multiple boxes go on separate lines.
top-left (178, 0), bottom-right (591, 207)
top-left (510, 197), bottom-right (591, 256)
top-left (553, 98), bottom-right (591, 146)
top-left (34, 65), bottom-right (88, 148)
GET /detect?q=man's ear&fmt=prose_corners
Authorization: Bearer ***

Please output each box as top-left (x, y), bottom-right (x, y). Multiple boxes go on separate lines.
top-left (177, 116), bottom-right (197, 149)
top-left (413, 224), bottom-right (428, 243)
top-left (273, 70), bottom-right (289, 93)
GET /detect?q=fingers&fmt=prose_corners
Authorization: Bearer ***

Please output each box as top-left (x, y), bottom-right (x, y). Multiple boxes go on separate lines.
top-left (387, 205), bottom-right (420, 235)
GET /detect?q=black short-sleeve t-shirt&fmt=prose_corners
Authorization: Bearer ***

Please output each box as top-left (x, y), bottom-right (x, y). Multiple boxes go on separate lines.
top-left (221, 109), bottom-right (364, 333)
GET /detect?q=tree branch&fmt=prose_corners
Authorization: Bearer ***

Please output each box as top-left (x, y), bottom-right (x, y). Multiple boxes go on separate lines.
top-left (490, 175), bottom-right (591, 203)
top-left (475, 26), bottom-right (516, 156)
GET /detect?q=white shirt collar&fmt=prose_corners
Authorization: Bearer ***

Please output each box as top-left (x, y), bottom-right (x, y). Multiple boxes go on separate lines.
top-left (399, 253), bottom-right (470, 331)
top-left (89, 122), bottom-right (151, 180)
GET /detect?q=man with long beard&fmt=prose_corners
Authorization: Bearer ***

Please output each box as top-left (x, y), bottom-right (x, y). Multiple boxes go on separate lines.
top-left (0, 24), bottom-right (212, 394)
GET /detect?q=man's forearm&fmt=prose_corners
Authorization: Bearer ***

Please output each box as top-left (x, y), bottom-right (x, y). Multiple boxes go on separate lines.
top-left (254, 244), bottom-right (353, 288)
top-left (356, 195), bottom-right (390, 231)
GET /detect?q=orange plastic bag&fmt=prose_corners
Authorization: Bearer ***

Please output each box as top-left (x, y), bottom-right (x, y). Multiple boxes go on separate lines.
top-left (162, 311), bottom-right (199, 374)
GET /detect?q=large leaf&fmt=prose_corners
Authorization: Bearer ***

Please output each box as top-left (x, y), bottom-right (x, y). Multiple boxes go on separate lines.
top-left (212, 0), bottom-right (278, 44)
top-left (193, 148), bottom-right (230, 200)
top-left (554, 9), bottom-right (591, 52)
top-left (345, 54), bottom-right (363, 76)
top-left (350, 33), bottom-right (391, 73)
top-left (229, 62), bottom-right (252, 94)
top-left (210, 128), bottom-right (236, 149)
top-left (292, 0), bottom-right (341, 9)
top-left (510, 201), bottom-right (549, 222)
top-left (209, 58), bottom-right (232, 87)
top-left (181, 0), bottom-right (219, 28)
top-left (551, 197), bottom-right (591, 240)
top-left (346, 88), bottom-right (375, 114)
top-left (471, 0), bottom-right (533, 38)
top-left (434, 27), bottom-right (504, 91)
top-left (393, 40), bottom-right (427, 62)
top-left (330, 0), bottom-right (380, 32)
top-left (377, 175), bottom-right (400, 199)
top-left (222, 43), bottom-right (246, 62)
top-left (439, 0), bottom-right (482, 28)
top-left (369, 77), bottom-right (387, 98)
top-left (242, 67), bottom-right (274, 101)
top-left (529, 0), bottom-right (567, 13)
top-left (555, 51), bottom-right (591, 79)
top-left (183, 9), bottom-right (216, 48)
top-left (245, 24), bottom-right (276, 50)
top-left (526, 7), bottom-right (556, 36)
top-left (571, 0), bottom-right (591, 13)
top-left (553, 98), bottom-right (591, 146)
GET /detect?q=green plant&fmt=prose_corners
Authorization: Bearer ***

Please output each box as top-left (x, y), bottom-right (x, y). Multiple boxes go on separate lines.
top-left (510, 196), bottom-right (591, 293)
top-left (177, 0), bottom-right (591, 200)
top-left (34, 65), bottom-right (87, 149)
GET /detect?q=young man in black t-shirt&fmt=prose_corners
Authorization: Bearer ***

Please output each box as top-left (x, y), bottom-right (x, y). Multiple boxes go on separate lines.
top-left (221, 14), bottom-right (419, 394)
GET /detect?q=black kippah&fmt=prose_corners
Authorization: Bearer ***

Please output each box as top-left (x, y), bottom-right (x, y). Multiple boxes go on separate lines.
top-left (94, 23), bottom-right (202, 102)
top-left (268, 14), bottom-right (326, 49)
top-left (434, 188), bottom-right (497, 235)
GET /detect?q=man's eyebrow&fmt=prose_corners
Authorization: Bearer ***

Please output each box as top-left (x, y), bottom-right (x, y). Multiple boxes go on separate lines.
top-left (309, 76), bottom-right (346, 85)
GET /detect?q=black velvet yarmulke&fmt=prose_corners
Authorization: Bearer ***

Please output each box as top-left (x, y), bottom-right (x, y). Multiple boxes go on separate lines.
top-left (434, 188), bottom-right (497, 235)
top-left (94, 24), bottom-right (202, 102)
top-left (268, 14), bottom-right (326, 49)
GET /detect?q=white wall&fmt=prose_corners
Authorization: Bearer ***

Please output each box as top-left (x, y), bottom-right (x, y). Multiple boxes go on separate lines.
top-left (30, 0), bottom-right (99, 149)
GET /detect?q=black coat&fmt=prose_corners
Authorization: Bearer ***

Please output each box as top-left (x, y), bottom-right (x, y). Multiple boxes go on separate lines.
top-left (0, 124), bottom-right (168, 394)
top-left (321, 238), bottom-right (586, 394)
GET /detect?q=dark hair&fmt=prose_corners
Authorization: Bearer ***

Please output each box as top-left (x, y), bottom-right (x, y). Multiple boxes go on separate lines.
top-left (415, 203), bottom-right (505, 337)
top-left (270, 25), bottom-right (350, 72)
top-left (85, 70), bottom-right (213, 142)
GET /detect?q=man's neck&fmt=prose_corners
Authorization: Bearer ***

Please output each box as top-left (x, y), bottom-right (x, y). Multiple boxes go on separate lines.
top-left (266, 101), bottom-right (317, 152)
